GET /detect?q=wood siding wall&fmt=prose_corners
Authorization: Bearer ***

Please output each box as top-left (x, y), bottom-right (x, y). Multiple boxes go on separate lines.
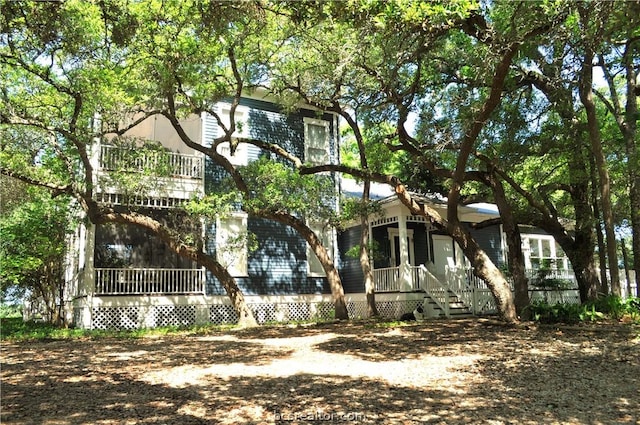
top-left (204, 98), bottom-right (336, 296)
top-left (337, 226), bottom-right (365, 293)
top-left (467, 224), bottom-right (505, 268)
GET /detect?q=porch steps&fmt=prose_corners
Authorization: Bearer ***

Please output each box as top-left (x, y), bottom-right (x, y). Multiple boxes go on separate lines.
top-left (423, 291), bottom-right (473, 318)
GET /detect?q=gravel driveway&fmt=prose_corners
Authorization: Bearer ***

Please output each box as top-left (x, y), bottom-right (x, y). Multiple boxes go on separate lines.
top-left (1, 319), bottom-right (638, 424)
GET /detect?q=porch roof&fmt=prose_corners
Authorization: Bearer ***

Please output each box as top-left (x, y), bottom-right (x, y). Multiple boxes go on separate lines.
top-left (340, 178), bottom-right (501, 223)
top-left (340, 178), bottom-right (396, 200)
top-left (341, 178), bottom-right (447, 204)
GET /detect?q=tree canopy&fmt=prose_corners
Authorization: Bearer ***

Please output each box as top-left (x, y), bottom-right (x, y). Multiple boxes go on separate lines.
top-left (1, 0), bottom-right (638, 325)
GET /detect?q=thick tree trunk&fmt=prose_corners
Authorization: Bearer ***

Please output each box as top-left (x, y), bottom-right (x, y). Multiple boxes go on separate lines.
top-left (360, 180), bottom-right (379, 318)
top-left (195, 252), bottom-right (257, 327)
top-left (569, 190), bottom-right (601, 302)
top-left (450, 222), bottom-right (518, 323)
top-left (535, 178), bottom-right (601, 303)
top-left (590, 156), bottom-right (609, 294)
top-left (307, 238), bottom-right (349, 320)
top-left (256, 211), bottom-right (349, 320)
top-left (533, 216), bottom-right (600, 302)
top-left (508, 244), bottom-right (530, 320)
top-left (569, 242), bottom-right (601, 302)
top-left (579, 45), bottom-right (620, 296)
top-left (490, 174), bottom-right (529, 318)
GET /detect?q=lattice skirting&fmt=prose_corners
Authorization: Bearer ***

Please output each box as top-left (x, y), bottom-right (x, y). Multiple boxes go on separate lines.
top-left (347, 299), bottom-right (424, 320)
top-left (90, 305), bottom-right (197, 330)
top-left (86, 299), bottom-right (424, 329)
top-left (93, 306), bottom-right (141, 330)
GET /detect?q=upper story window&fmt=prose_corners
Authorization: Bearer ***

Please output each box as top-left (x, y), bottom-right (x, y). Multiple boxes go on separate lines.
top-left (304, 117), bottom-right (330, 165)
top-left (215, 104), bottom-right (249, 166)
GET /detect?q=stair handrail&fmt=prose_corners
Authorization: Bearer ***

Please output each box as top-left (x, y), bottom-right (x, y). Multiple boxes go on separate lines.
top-left (418, 264), bottom-right (449, 318)
top-left (445, 265), bottom-right (476, 312)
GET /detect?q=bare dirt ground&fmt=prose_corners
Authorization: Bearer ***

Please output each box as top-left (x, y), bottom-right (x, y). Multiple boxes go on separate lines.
top-left (1, 319), bottom-right (639, 425)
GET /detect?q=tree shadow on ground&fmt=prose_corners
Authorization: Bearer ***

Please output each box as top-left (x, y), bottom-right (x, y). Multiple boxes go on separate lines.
top-left (231, 320), bottom-right (381, 339)
top-left (467, 326), bottom-right (640, 424)
top-left (2, 320), bottom-right (638, 424)
top-left (315, 319), bottom-right (527, 360)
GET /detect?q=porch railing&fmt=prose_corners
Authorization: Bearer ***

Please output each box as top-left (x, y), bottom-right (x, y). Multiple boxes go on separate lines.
top-left (446, 265), bottom-right (476, 312)
top-left (95, 268), bottom-right (205, 295)
top-left (373, 265), bottom-right (429, 292)
top-left (99, 145), bottom-right (204, 179)
top-left (373, 266), bottom-right (401, 292)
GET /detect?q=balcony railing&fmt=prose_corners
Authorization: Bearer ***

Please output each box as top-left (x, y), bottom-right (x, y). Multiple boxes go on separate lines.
top-left (99, 145), bottom-right (203, 180)
top-left (95, 268), bottom-right (205, 295)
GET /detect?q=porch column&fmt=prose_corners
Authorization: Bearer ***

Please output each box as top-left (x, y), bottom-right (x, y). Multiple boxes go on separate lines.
top-left (398, 214), bottom-right (413, 291)
top-left (79, 222), bottom-right (96, 328)
top-left (82, 222), bottom-right (96, 295)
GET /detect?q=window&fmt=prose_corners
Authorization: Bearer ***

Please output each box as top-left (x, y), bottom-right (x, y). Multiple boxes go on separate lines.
top-left (307, 221), bottom-right (333, 277)
top-left (216, 141), bottom-right (248, 166)
top-left (304, 117), bottom-right (329, 165)
top-left (216, 213), bottom-right (248, 276)
top-left (523, 235), bottom-right (568, 270)
top-left (215, 105), bottom-right (249, 166)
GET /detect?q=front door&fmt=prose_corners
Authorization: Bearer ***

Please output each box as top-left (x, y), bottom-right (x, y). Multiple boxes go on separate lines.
top-left (432, 235), bottom-right (467, 277)
top-left (388, 229), bottom-right (414, 267)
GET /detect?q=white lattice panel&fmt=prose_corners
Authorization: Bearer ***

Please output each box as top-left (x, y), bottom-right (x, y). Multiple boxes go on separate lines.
top-left (250, 304), bottom-right (277, 324)
top-left (314, 302), bottom-right (335, 321)
top-left (92, 307), bottom-right (139, 330)
top-left (153, 305), bottom-right (196, 327)
top-left (87, 299), bottom-right (431, 329)
top-left (473, 289), bottom-right (498, 314)
top-left (347, 301), bottom-right (368, 320)
top-left (293, 301), bottom-right (331, 322)
top-left (375, 300), bottom-right (423, 319)
top-left (208, 302), bottom-right (337, 325)
top-left (348, 300), bottom-right (423, 320)
top-left (209, 305), bottom-right (238, 325)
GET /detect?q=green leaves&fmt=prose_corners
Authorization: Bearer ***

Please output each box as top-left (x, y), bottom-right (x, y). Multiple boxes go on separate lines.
top-left (0, 183), bottom-right (76, 297)
top-left (184, 192), bottom-right (240, 219)
top-left (239, 157), bottom-right (338, 224)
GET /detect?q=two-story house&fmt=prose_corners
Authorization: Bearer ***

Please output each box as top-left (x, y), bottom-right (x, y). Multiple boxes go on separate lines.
top-left (63, 95), bottom-right (580, 329)
top-left (65, 95), bottom-right (343, 329)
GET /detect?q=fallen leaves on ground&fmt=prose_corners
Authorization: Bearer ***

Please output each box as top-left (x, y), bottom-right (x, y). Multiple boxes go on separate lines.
top-left (1, 319), bottom-right (638, 424)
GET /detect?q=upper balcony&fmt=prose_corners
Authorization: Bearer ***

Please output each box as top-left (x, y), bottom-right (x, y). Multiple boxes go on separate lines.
top-left (99, 144), bottom-right (204, 179)
top-left (93, 143), bottom-right (205, 208)
top-left (91, 114), bottom-right (205, 208)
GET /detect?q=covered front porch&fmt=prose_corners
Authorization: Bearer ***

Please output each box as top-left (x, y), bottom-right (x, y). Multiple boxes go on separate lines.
top-left (339, 190), bottom-right (515, 317)
top-left (94, 267), bottom-right (205, 295)
top-left (371, 263), bottom-right (497, 317)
